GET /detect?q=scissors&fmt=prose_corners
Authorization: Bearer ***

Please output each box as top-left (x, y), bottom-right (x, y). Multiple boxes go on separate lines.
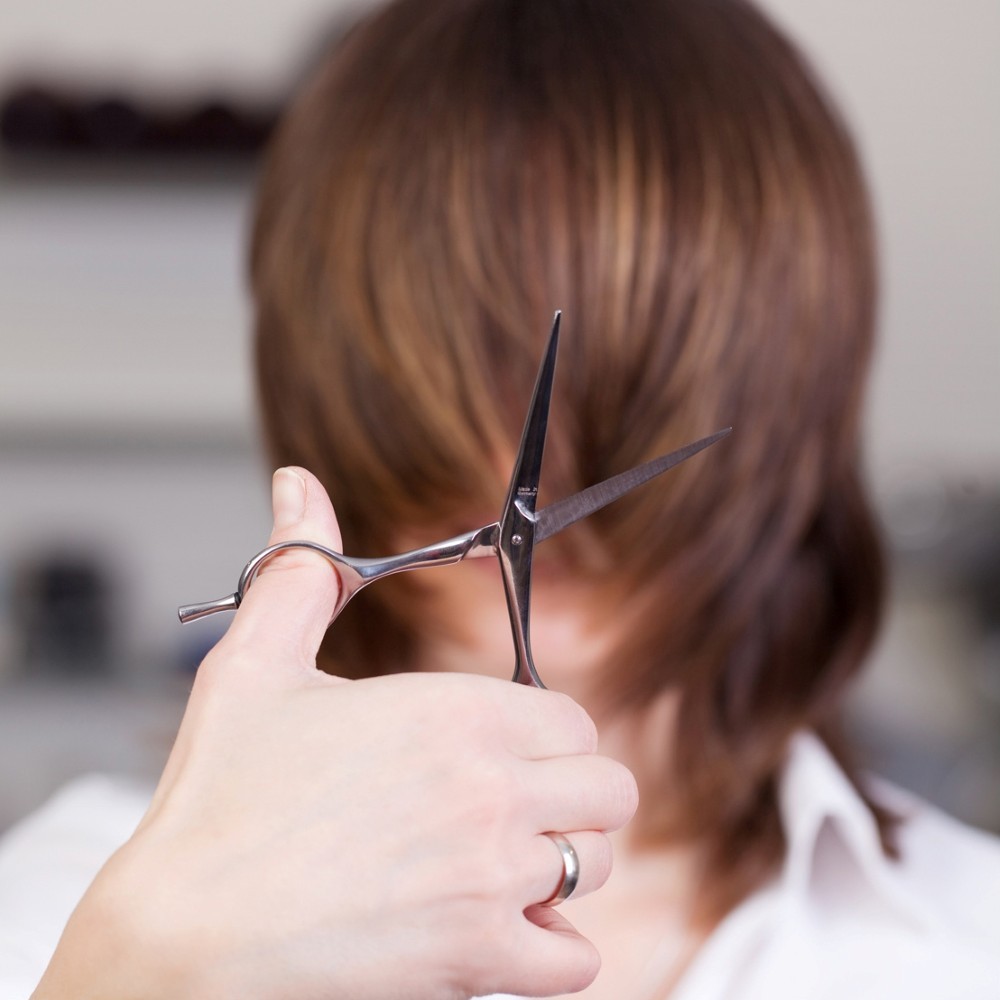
top-left (179, 312), bottom-right (730, 689)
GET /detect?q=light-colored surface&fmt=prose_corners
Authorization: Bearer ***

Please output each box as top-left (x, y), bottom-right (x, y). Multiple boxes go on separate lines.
top-left (2, 734), bottom-right (998, 1000)
top-left (0, 178), bottom-right (255, 435)
top-left (0, 0), bottom-right (362, 101)
top-left (755, 0), bottom-right (1000, 479)
top-left (0, 678), bottom-right (186, 831)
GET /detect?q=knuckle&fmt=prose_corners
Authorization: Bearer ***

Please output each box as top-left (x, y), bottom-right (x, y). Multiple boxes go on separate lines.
top-left (456, 759), bottom-right (522, 835)
top-left (551, 692), bottom-right (599, 753)
top-left (192, 639), bottom-right (252, 696)
top-left (432, 675), bottom-right (503, 739)
top-left (448, 847), bottom-right (510, 910)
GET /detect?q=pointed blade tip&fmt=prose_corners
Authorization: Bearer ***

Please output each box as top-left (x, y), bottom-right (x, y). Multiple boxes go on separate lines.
top-left (548, 311), bottom-right (561, 347)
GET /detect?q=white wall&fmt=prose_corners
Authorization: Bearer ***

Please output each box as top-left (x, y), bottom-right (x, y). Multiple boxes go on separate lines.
top-left (0, 0), bottom-right (361, 100)
top-left (757, 0), bottom-right (1000, 481)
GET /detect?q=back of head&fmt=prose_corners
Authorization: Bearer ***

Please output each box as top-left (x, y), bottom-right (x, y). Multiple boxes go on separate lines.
top-left (252, 0), bottom-right (887, 921)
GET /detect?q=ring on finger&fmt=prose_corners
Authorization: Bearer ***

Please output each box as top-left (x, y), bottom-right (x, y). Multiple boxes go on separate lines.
top-left (541, 832), bottom-right (580, 905)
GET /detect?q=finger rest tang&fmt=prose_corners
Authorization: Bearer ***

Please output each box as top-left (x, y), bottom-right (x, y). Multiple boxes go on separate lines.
top-left (177, 593), bottom-right (241, 623)
top-left (177, 540), bottom-right (339, 624)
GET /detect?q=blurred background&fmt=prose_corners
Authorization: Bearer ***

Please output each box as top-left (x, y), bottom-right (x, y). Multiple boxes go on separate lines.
top-left (0, 0), bottom-right (997, 833)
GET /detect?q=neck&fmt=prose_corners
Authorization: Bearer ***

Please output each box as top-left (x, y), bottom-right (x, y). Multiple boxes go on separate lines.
top-left (410, 634), bottom-right (709, 994)
top-left (556, 694), bottom-right (709, 1000)
top-left (590, 690), bottom-right (702, 880)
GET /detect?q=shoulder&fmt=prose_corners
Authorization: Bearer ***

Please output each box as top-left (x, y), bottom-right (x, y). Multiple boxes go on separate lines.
top-left (877, 775), bottom-right (1000, 948)
top-left (770, 733), bottom-right (1000, 998)
top-left (0, 773), bottom-right (151, 997)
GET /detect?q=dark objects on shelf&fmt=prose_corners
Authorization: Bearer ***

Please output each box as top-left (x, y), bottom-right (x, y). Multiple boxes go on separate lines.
top-left (0, 84), bottom-right (278, 158)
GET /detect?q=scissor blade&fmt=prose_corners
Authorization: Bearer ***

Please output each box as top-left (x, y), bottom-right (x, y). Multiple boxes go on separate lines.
top-left (497, 311), bottom-right (561, 689)
top-left (499, 311), bottom-right (561, 523)
top-left (533, 428), bottom-right (731, 545)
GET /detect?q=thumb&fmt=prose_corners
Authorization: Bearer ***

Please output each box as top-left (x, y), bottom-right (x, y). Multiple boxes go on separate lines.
top-left (222, 466), bottom-right (345, 670)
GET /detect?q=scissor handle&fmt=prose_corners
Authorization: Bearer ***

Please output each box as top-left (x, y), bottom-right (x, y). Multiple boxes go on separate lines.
top-left (178, 527), bottom-right (496, 626)
top-left (498, 500), bottom-right (547, 689)
top-left (178, 541), bottom-right (364, 624)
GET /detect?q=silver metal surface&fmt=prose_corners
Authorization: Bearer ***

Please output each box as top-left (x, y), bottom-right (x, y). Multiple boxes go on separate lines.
top-left (534, 427), bottom-right (732, 544)
top-left (178, 524), bottom-right (497, 625)
top-left (499, 312), bottom-right (560, 689)
top-left (542, 831), bottom-right (580, 905)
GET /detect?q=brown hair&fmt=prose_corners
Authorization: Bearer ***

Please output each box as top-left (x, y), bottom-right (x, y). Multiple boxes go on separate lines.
top-left (251, 0), bottom-right (894, 923)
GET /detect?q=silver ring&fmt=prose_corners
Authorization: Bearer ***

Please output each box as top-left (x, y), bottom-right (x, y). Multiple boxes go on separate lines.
top-left (542, 832), bottom-right (580, 905)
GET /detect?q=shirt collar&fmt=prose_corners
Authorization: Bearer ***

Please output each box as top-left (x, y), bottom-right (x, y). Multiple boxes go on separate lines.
top-left (778, 731), bottom-right (937, 932)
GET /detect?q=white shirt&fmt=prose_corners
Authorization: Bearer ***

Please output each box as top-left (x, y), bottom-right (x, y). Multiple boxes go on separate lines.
top-left (1, 733), bottom-right (998, 999)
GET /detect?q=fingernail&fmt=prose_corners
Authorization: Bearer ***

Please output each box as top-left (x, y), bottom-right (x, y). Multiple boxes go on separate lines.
top-left (272, 468), bottom-right (306, 530)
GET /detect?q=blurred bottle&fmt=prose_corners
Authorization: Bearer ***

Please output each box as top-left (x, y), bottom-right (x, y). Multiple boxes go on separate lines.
top-left (11, 552), bottom-right (114, 678)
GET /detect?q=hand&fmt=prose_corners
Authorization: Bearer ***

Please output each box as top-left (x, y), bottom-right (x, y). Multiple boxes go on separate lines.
top-left (34, 468), bottom-right (637, 1000)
